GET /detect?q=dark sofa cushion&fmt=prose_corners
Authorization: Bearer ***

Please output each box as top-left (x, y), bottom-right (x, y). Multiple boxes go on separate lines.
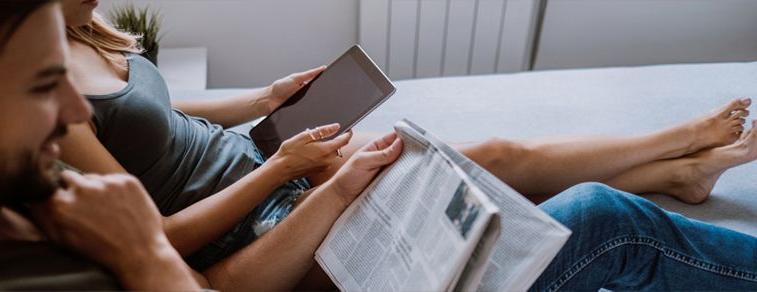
top-left (0, 240), bottom-right (119, 290)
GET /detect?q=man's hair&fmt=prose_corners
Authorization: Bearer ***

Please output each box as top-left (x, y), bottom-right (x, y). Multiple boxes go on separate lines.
top-left (0, 0), bottom-right (56, 51)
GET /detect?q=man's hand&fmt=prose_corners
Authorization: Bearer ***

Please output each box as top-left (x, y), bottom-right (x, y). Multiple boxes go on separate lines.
top-left (264, 66), bottom-right (327, 114)
top-left (29, 171), bottom-right (200, 290)
top-left (325, 132), bottom-right (403, 207)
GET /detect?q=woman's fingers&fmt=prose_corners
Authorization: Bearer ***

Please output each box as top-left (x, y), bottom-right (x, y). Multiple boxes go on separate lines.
top-left (288, 123), bottom-right (341, 146)
top-left (291, 66), bottom-right (327, 85)
top-left (315, 123), bottom-right (341, 140)
top-left (321, 131), bottom-right (353, 152)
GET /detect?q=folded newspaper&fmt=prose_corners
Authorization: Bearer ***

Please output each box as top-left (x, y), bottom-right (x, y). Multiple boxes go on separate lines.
top-left (315, 119), bottom-right (571, 291)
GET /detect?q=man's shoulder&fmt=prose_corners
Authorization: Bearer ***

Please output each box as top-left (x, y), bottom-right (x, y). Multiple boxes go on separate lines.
top-left (0, 240), bottom-right (120, 290)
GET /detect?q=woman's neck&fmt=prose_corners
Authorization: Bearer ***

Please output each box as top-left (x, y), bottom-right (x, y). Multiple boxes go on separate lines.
top-left (67, 39), bottom-right (129, 96)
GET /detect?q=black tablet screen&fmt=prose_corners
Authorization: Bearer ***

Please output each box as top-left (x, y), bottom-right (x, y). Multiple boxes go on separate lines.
top-left (250, 46), bottom-right (394, 157)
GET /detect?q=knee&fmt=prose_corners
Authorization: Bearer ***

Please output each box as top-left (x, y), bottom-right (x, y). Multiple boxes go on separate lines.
top-left (540, 182), bottom-right (636, 227)
top-left (540, 183), bottom-right (683, 250)
top-left (564, 182), bottom-right (621, 201)
top-left (550, 182), bottom-right (622, 204)
top-left (466, 138), bottom-right (531, 170)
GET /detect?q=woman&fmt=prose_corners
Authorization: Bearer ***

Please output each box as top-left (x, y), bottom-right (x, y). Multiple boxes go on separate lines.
top-left (57, 0), bottom-right (757, 289)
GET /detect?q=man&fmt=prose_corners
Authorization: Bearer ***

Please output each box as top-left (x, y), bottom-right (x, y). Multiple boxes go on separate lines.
top-left (0, 1), bottom-right (199, 289)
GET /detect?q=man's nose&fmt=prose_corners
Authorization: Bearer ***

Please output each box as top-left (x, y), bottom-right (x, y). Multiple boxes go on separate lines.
top-left (57, 76), bottom-right (92, 125)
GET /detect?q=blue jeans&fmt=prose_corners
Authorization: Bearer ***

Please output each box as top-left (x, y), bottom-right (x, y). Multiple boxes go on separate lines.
top-left (532, 183), bottom-right (757, 291)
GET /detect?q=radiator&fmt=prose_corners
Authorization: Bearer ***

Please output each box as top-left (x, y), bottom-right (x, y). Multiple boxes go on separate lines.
top-left (359, 0), bottom-right (539, 80)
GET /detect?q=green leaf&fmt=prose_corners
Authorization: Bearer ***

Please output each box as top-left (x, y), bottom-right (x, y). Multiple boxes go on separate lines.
top-left (107, 2), bottom-right (163, 52)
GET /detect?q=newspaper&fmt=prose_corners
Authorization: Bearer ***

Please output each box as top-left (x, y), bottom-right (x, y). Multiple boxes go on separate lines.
top-left (315, 119), bottom-right (571, 291)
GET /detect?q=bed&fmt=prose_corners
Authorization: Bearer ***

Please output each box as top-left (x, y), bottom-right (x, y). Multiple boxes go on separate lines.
top-left (173, 61), bottom-right (757, 237)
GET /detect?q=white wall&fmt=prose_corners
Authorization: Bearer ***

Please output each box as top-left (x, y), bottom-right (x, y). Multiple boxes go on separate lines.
top-left (98, 0), bottom-right (359, 88)
top-left (535, 0), bottom-right (757, 70)
top-left (98, 0), bottom-right (757, 87)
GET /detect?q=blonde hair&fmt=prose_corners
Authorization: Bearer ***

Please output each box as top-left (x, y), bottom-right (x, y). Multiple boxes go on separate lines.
top-left (66, 12), bottom-right (141, 68)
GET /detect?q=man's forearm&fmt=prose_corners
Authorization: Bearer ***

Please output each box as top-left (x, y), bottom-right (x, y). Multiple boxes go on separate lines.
top-left (113, 240), bottom-right (202, 290)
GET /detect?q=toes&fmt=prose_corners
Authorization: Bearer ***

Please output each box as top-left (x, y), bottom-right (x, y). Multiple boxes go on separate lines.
top-left (729, 118), bottom-right (746, 128)
top-left (732, 124), bottom-right (745, 134)
top-left (731, 132), bottom-right (743, 142)
top-left (720, 98), bottom-right (751, 118)
top-left (740, 120), bottom-right (757, 140)
top-left (730, 119), bottom-right (756, 142)
top-left (738, 97), bottom-right (752, 108)
top-left (729, 109), bottom-right (750, 120)
top-left (747, 120), bottom-right (757, 138)
top-left (740, 129), bottom-right (751, 140)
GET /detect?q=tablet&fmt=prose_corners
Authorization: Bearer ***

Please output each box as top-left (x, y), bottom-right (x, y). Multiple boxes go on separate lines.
top-left (250, 45), bottom-right (396, 158)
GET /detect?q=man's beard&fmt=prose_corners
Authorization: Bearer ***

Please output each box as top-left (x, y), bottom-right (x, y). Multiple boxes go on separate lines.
top-left (0, 151), bottom-right (60, 206)
top-left (0, 125), bottom-right (68, 206)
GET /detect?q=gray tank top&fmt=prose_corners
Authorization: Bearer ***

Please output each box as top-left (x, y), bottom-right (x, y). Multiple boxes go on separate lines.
top-left (87, 55), bottom-right (266, 215)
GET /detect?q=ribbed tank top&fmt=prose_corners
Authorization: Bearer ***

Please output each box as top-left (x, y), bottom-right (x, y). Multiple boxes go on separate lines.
top-left (86, 55), bottom-right (267, 215)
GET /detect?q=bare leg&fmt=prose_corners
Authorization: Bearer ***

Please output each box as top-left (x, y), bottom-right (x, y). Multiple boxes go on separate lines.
top-left (457, 99), bottom-right (748, 199)
top-left (605, 121), bottom-right (757, 204)
top-left (308, 99), bottom-right (748, 199)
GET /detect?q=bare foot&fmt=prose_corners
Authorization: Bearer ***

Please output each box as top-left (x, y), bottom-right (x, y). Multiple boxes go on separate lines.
top-left (666, 120), bottom-right (757, 204)
top-left (679, 98), bottom-right (751, 155)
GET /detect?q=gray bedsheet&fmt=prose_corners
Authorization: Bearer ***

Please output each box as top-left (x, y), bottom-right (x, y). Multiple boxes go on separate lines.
top-left (174, 62), bottom-right (757, 237)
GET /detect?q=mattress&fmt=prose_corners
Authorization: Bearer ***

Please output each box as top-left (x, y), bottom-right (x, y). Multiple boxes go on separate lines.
top-left (174, 61), bottom-right (757, 237)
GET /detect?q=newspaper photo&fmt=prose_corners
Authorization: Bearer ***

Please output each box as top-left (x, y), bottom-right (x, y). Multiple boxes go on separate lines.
top-left (315, 119), bottom-right (571, 291)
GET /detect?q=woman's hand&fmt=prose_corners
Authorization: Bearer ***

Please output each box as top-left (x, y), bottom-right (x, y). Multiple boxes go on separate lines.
top-left (266, 123), bottom-right (353, 181)
top-left (263, 66), bottom-right (327, 115)
top-left (173, 66), bottom-right (324, 127)
top-left (324, 132), bottom-right (403, 207)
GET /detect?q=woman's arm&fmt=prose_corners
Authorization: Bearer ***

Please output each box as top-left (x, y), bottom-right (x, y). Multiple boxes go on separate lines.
top-left (172, 66), bottom-right (326, 128)
top-left (172, 87), bottom-right (271, 128)
top-left (203, 133), bottom-right (403, 291)
top-left (59, 122), bottom-right (352, 256)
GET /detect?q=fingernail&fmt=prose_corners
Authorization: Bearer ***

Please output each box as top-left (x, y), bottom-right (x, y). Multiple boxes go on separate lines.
top-left (742, 98), bottom-right (751, 105)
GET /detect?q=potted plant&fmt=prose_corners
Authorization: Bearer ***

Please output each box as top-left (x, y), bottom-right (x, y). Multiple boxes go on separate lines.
top-left (108, 3), bottom-right (163, 65)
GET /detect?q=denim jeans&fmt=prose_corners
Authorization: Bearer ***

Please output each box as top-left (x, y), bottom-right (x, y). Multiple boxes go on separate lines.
top-left (531, 183), bottom-right (757, 291)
